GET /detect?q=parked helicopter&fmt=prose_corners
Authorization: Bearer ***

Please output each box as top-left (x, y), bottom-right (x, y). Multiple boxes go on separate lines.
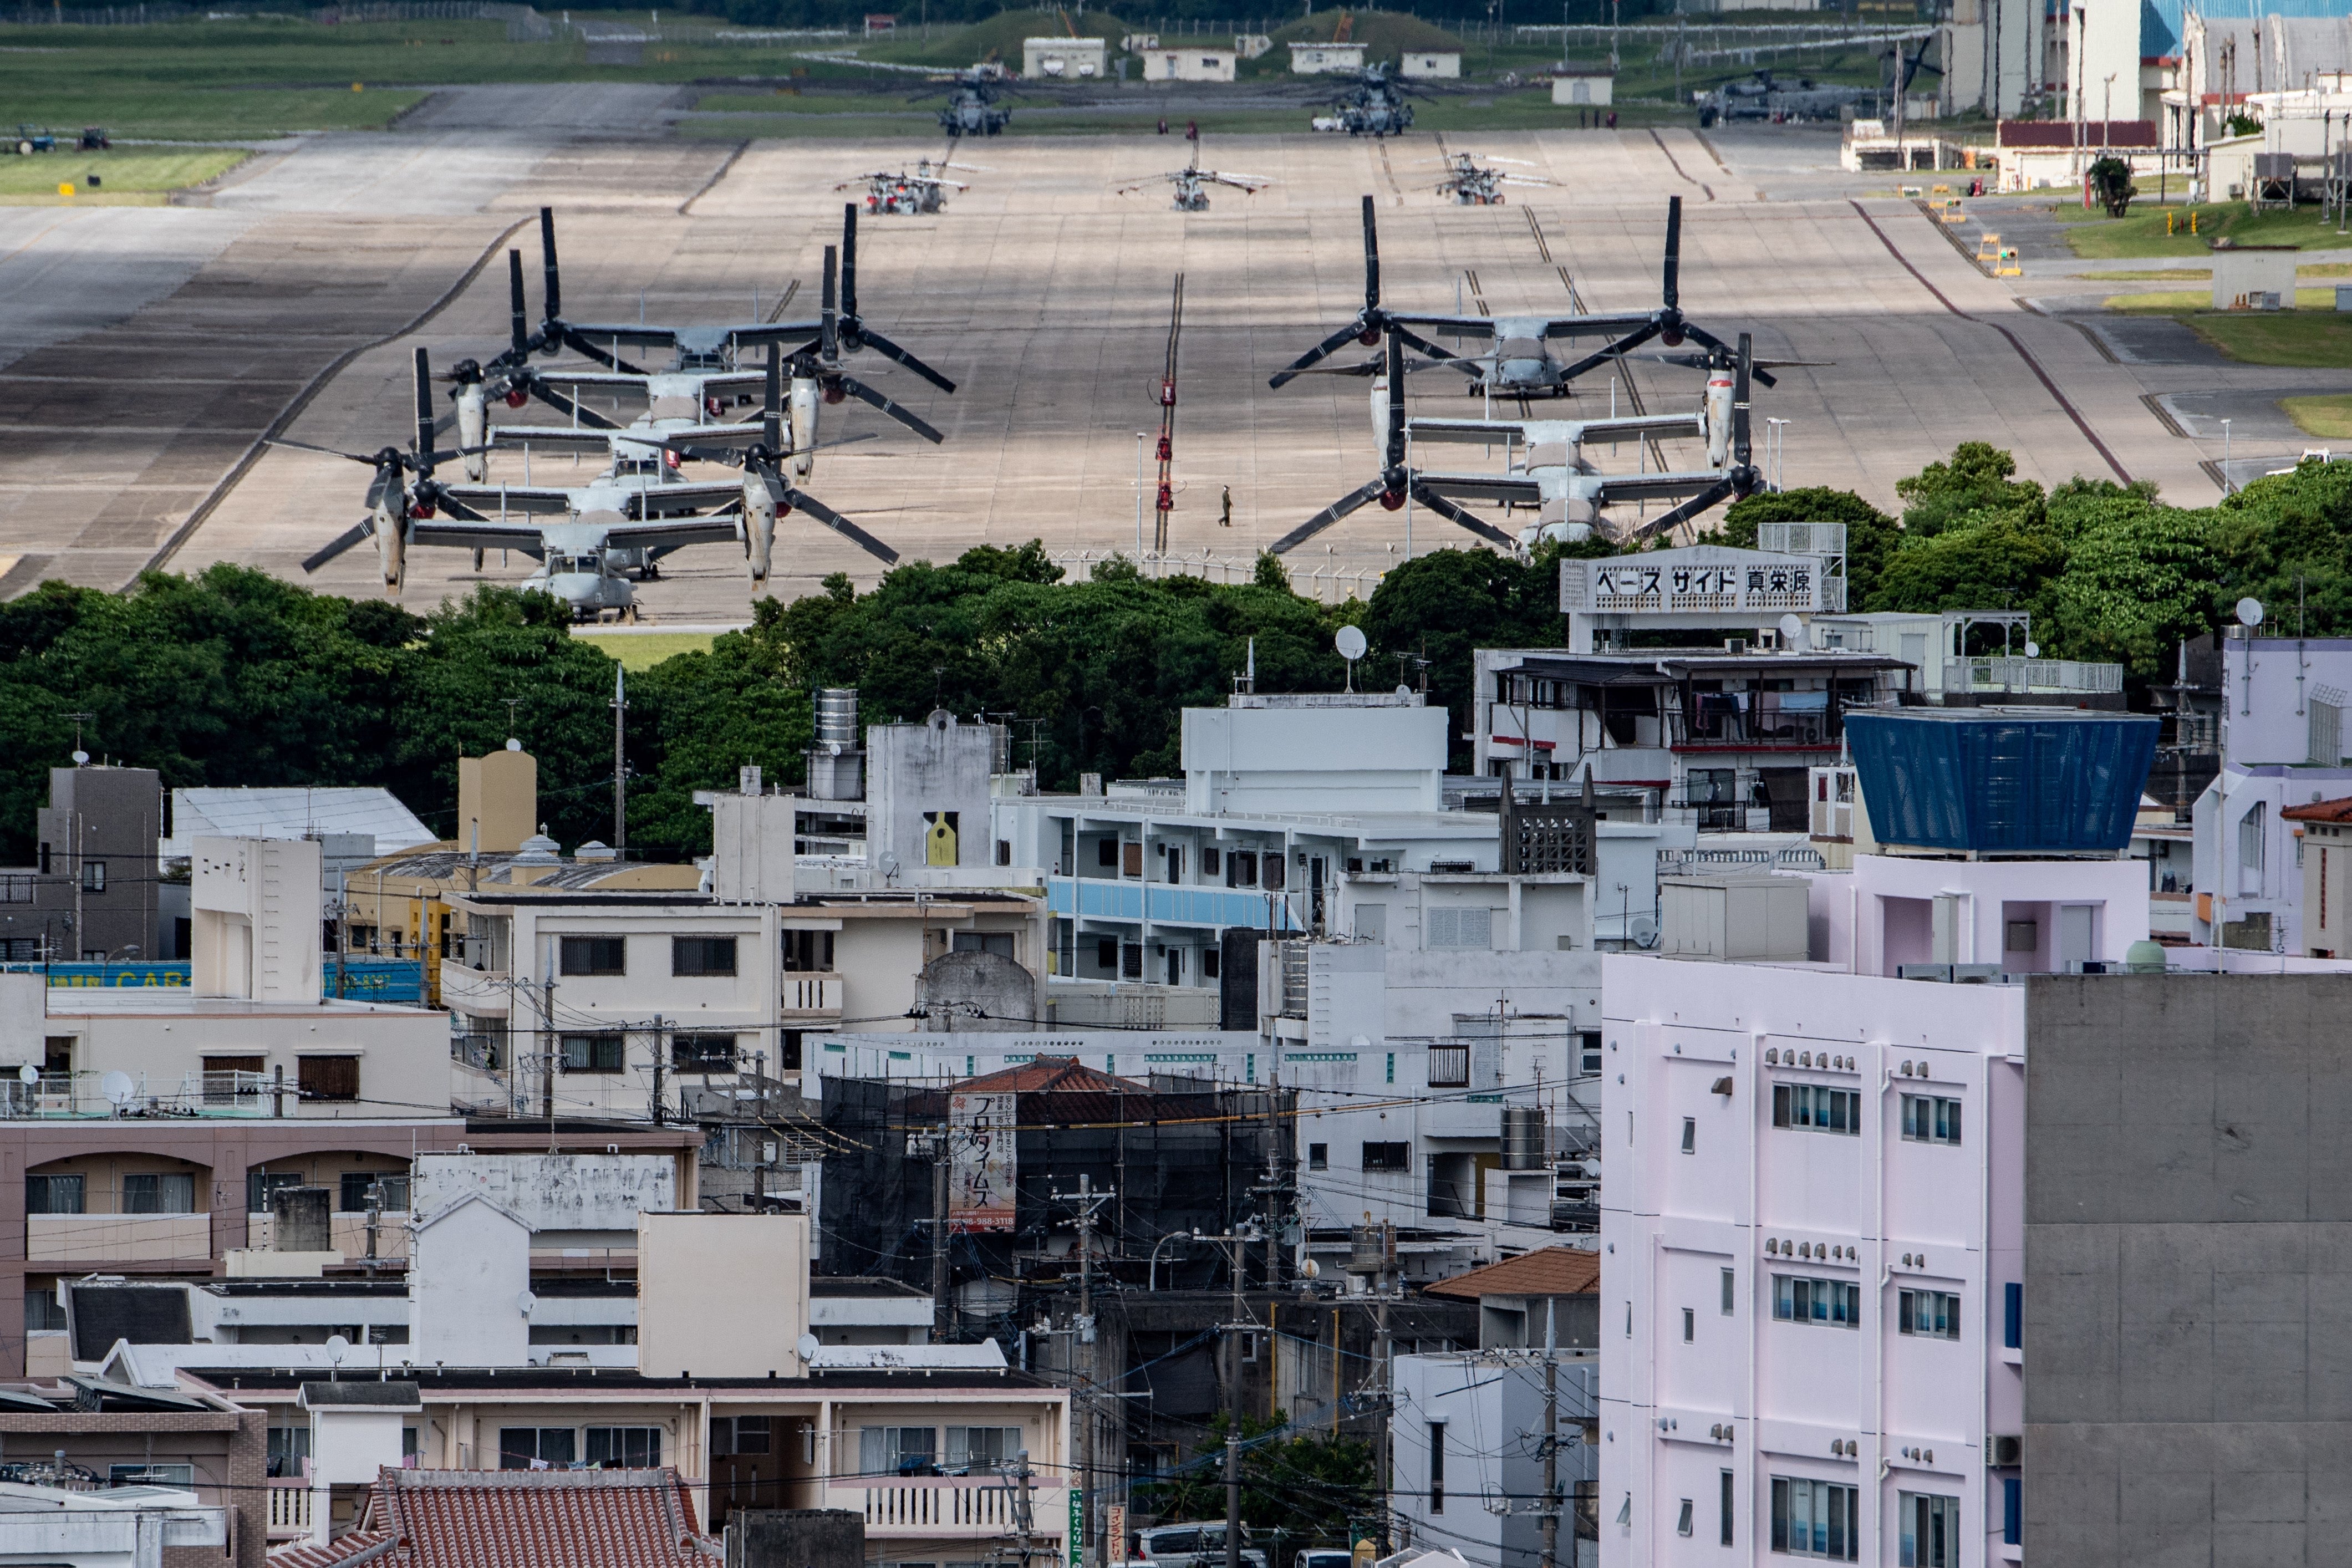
top-left (839, 159), bottom-right (975, 215)
top-left (1270, 196), bottom-right (1784, 404)
top-left (1116, 145), bottom-right (1271, 211)
top-left (936, 68), bottom-right (1012, 136)
top-left (1271, 329), bottom-right (1763, 554)
top-left (1310, 62), bottom-right (1419, 136)
top-left (1429, 151), bottom-right (1557, 205)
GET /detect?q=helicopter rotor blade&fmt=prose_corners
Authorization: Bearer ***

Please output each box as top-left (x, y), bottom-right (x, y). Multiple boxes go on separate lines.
top-left (1732, 332), bottom-right (1754, 470)
top-left (763, 342), bottom-right (783, 451)
top-left (1384, 330), bottom-right (1406, 472)
top-left (1362, 192), bottom-right (1381, 313)
top-left (1680, 323), bottom-right (1778, 388)
top-left (1271, 476), bottom-right (1391, 555)
top-left (835, 375), bottom-right (944, 444)
top-left (1409, 481), bottom-right (1516, 548)
top-left (1661, 195), bottom-right (1681, 313)
top-left (1631, 477), bottom-right (1737, 540)
top-left (820, 245), bottom-right (839, 362)
top-left (781, 485), bottom-right (900, 564)
top-left (413, 347), bottom-right (436, 477)
top-left (301, 517), bottom-right (376, 574)
top-left (539, 206), bottom-right (561, 321)
top-left (266, 437), bottom-right (378, 464)
top-left (1270, 319), bottom-right (1374, 389)
top-left (856, 326), bottom-right (957, 395)
top-left (1556, 322), bottom-right (1664, 385)
top-left (840, 202), bottom-right (858, 325)
top-left (507, 250), bottom-right (530, 358)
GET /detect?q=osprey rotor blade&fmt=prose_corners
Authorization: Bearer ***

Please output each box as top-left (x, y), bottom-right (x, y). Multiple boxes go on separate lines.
top-left (556, 329), bottom-right (648, 377)
top-left (782, 485), bottom-right (900, 563)
top-left (1409, 481), bottom-right (1515, 548)
top-left (1384, 330), bottom-right (1406, 471)
top-left (1361, 193), bottom-right (1380, 314)
top-left (1661, 195), bottom-right (1681, 313)
top-left (1733, 332), bottom-right (1754, 470)
top-left (515, 372), bottom-right (624, 430)
top-left (839, 202), bottom-right (858, 325)
top-left (763, 342), bottom-right (783, 451)
top-left (856, 326), bottom-right (957, 395)
top-left (1556, 322), bottom-right (1664, 384)
top-left (1271, 476), bottom-right (1391, 555)
top-left (301, 517), bottom-right (376, 573)
top-left (1680, 324), bottom-right (1779, 388)
top-left (1631, 477), bottom-right (1737, 540)
top-left (820, 245), bottom-right (838, 362)
top-left (539, 206), bottom-right (561, 321)
top-left (1389, 325), bottom-right (1464, 364)
top-left (266, 437), bottom-right (378, 463)
top-left (507, 250), bottom-right (530, 359)
top-left (413, 347), bottom-right (436, 476)
top-left (836, 375), bottom-right (944, 444)
top-left (1270, 320), bottom-right (1374, 389)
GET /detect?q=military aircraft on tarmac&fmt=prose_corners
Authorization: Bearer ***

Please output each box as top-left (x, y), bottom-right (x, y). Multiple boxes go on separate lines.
top-left (290, 348), bottom-right (894, 617)
top-left (1310, 61), bottom-right (1419, 136)
top-left (936, 68), bottom-right (1012, 136)
top-left (1270, 196), bottom-right (1786, 405)
top-left (1115, 145), bottom-right (1272, 211)
top-left (1272, 329), bottom-right (1763, 554)
top-left (1429, 151), bottom-right (1557, 205)
top-left (839, 159), bottom-right (976, 215)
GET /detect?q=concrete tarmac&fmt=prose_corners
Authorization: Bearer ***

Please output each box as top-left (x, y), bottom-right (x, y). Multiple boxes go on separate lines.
top-left (2, 105), bottom-right (2338, 620)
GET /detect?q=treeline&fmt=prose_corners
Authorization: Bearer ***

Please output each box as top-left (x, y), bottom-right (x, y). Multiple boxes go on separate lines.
top-left (2, 448), bottom-right (2343, 862)
top-left (661, 0), bottom-right (1666, 35)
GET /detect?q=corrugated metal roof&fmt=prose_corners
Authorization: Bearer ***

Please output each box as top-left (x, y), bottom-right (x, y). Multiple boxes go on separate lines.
top-left (167, 788), bottom-right (436, 857)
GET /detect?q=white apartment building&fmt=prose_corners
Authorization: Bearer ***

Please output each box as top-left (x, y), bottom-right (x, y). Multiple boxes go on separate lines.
top-left (2190, 629), bottom-right (2352, 954)
top-left (1393, 1347), bottom-right (1601, 1568)
top-left (1598, 955), bottom-right (2025, 1568)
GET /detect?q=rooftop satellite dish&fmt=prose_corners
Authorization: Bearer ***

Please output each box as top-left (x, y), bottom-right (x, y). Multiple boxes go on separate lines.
top-left (505, 737), bottom-right (522, 752)
top-left (2238, 597), bottom-right (2265, 628)
top-left (99, 1070), bottom-right (135, 1109)
top-left (516, 1291), bottom-right (538, 1317)
top-left (17, 1064), bottom-right (37, 1086)
top-left (1336, 625), bottom-right (1367, 693)
top-left (796, 1332), bottom-right (822, 1363)
top-left (324, 1334), bottom-right (349, 1365)
top-left (2024, 641), bottom-right (2040, 659)
top-left (1776, 613), bottom-right (1805, 650)
top-left (70, 750), bottom-right (88, 766)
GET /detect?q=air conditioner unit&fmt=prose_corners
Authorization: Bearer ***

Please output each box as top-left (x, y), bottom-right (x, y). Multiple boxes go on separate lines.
top-left (1989, 1434), bottom-right (2021, 1467)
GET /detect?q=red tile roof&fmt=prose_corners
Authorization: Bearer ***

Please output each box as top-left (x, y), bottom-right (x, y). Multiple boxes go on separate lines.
top-left (955, 1055), bottom-right (1146, 1094)
top-left (264, 1468), bottom-right (720, 1568)
top-left (2283, 798), bottom-right (2352, 823)
top-left (1422, 1246), bottom-right (1602, 1301)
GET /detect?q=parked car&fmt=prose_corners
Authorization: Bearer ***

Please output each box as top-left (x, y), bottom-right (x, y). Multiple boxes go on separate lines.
top-left (1297, 1550), bottom-right (1355, 1568)
top-left (1124, 1524), bottom-right (1268, 1568)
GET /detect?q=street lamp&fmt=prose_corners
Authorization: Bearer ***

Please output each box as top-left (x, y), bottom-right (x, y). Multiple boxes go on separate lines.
top-left (1765, 418), bottom-right (1791, 491)
top-left (2221, 417), bottom-right (2233, 493)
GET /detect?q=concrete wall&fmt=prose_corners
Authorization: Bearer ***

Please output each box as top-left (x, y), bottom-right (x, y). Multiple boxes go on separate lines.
top-left (456, 748), bottom-right (537, 856)
top-left (638, 1212), bottom-right (811, 1378)
top-left (191, 837), bottom-right (322, 1003)
top-left (1182, 700), bottom-right (1447, 815)
top-left (410, 1194), bottom-right (533, 1366)
top-left (867, 715), bottom-right (994, 873)
top-left (2024, 971), bottom-right (2352, 1567)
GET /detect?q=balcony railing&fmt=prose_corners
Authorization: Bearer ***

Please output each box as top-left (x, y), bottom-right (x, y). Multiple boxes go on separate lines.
top-left (266, 1480), bottom-right (312, 1539)
top-left (1946, 657), bottom-right (2124, 695)
top-left (0, 1071), bottom-right (274, 1118)
top-left (824, 1477), bottom-right (1062, 1536)
top-left (781, 974), bottom-right (843, 1015)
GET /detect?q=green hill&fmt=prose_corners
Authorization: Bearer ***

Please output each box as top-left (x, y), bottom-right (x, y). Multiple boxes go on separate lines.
top-left (1267, 9), bottom-right (1467, 59)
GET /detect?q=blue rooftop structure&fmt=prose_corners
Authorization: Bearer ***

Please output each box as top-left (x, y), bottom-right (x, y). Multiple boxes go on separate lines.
top-left (1846, 709), bottom-right (2159, 856)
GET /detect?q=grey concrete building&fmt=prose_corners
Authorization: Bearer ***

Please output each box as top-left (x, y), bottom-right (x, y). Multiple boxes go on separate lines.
top-left (2, 765), bottom-right (161, 963)
top-left (2025, 971), bottom-right (2352, 1566)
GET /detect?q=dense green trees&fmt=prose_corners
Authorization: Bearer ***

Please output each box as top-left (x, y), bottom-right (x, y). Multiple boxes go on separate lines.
top-left (6, 445), bottom-right (2346, 863)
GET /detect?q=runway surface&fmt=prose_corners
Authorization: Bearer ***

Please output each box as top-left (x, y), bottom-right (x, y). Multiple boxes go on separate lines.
top-left (0, 100), bottom-right (2334, 618)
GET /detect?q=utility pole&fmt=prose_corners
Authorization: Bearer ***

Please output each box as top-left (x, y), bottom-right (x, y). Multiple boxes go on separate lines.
top-left (933, 1136), bottom-right (952, 1341)
top-left (1541, 1296), bottom-right (1560, 1568)
top-left (649, 1014), bottom-right (666, 1126)
top-left (1224, 1227), bottom-right (1246, 1568)
top-left (1050, 1174), bottom-right (1115, 1568)
top-left (610, 664), bottom-right (628, 855)
top-left (1373, 1225), bottom-right (1394, 1552)
top-left (541, 969), bottom-right (557, 1146)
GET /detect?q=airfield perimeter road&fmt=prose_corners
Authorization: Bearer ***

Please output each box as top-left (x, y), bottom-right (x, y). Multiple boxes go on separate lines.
top-left (1, 99), bottom-right (2333, 619)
